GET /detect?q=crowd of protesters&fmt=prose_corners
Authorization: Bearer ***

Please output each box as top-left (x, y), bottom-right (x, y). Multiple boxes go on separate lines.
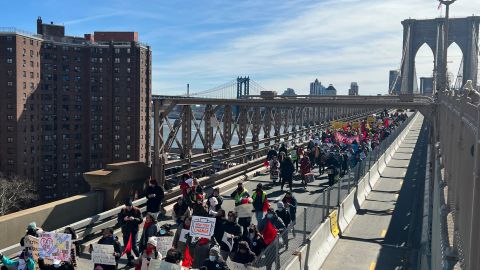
top-left (1, 111), bottom-right (408, 270)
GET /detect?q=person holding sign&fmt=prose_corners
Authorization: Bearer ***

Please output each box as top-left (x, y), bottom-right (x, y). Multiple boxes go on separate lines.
top-left (133, 237), bottom-right (161, 270)
top-left (173, 216), bottom-right (191, 256)
top-left (0, 251), bottom-right (35, 270)
top-left (201, 246), bottom-right (228, 270)
top-left (117, 198), bottom-right (142, 266)
top-left (90, 227), bottom-right (121, 270)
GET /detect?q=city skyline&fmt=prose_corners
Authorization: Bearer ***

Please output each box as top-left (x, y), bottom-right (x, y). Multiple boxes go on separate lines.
top-left (0, 0), bottom-right (478, 96)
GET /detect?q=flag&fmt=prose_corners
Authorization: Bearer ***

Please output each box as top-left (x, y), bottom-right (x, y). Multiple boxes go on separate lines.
top-left (121, 233), bottom-right (132, 257)
top-left (262, 199), bottom-right (270, 212)
top-left (263, 160), bottom-right (270, 167)
top-left (262, 220), bottom-right (278, 245)
top-left (182, 245), bottom-right (193, 268)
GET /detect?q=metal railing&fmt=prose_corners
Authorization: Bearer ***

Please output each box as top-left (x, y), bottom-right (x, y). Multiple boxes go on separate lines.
top-left (235, 112), bottom-right (416, 270)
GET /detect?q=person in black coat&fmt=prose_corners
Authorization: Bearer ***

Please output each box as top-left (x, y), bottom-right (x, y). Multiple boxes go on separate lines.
top-left (239, 224), bottom-right (266, 256)
top-left (280, 156), bottom-right (295, 191)
top-left (231, 241), bottom-right (256, 265)
top-left (326, 153), bottom-right (340, 186)
top-left (117, 198), bottom-right (142, 265)
top-left (201, 246), bottom-right (229, 270)
top-left (145, 179), bottom-right (165, 219)
top-left (89, 227), bottom-right (122, 270)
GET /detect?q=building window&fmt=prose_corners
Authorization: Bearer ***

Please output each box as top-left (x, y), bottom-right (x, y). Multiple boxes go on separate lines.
top-left (30, 61), bottom-right (34, 67)
top-left (7, 115), bottom-right (14, 120)
top-left (114, 48), bottom-right (120, 54)
top-left (30, 72), bottom-right (34, 78)
top-left (7, 81), bottom-right (13, 86)
top-left (127, 58), bottom-right (131, 63)
top-left (6, 36), bottom-right (12, 41)
top-left (127, 68), bottom-right (131, 73)
top-left (126, 154), bottom-right (131, 159)
top-left (7, 58), bottom-right (13, 64)
top-left (7, 137), bottom-right (13, 143)
top-left (6, 47), bottom-right (13, 52)
top-left (114, 58), bottom-right (120, 63)
top-left (114, 144), bottom-right (120, 150)
top-left (127, 48), bottom-right (131, 54)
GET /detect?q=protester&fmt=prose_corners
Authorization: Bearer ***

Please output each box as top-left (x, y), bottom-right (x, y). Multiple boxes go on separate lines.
top-left (326, 153), bottom-right (340, 186)
top-left (90, 227), bottom-right (121, 270)
top-left (163, 248), bottom-right (183, 265)
top-left (187, 236), bottom-right (211, 269)
top-left (278, 143), bottom-right (287, 156)
top-left (280, 155), bottom-right (295, 191)
top-left (20, 222), bottom-right (43, 247)
top-left (145, 179), bottom-right (165, 220)
top-left (231, 241), bottom-right (256, 265)
top-left (269, 155), bottom-right (280, 183)
top-left (0, 251), bottom-right (35, 270)
top-left (230, 182), bottom-right (249, 206)
top-left (207, 197), bottom-right (219, 217)
top-left (207, 187), bottom-right (223, 211)
top-left (290, 145), bottom-right (299, 171)
top-left (275, 202), bottom-right (291, 228)
top-left (251, 183), bottom-right (268, 225)
top-left (258, 207), bottom-right (285, 245)
top-left (237, 197), bottom-right (253, 236)
top-left (218, 211), bottom-right (242, 260)
top-left (266, 146), bottom-right (277, 161)
top-left (63, 226), bottom-right (79, 267)
top-left (191, 194), bottom-right (209, 217)
top-left (173, 216), bottom-right (191, 256)
top-left (282, 191), bottom-right (298, 226)
top-left (139, 213), bottom-right (158, 253)
top-left (172, 197), bottom-right (190, 225)
top-left (201, 246), bottom-right (228, 270)
top-left (134, 237), bottom-right (161, 269)
top-left (240, 224), bottom-right (266, 256)
top-left (300, 154), bottom-right (312, 188)
top-left (117, 198), bottom-right (142, 266)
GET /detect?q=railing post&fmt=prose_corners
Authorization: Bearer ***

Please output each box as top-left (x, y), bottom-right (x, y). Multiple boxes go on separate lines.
top-left (303, 207), bottom-right (307, 243)
top-left (322, 190), bottom-right (326, 220)
top-left (327, 187), bottom-right (331, 215)
top-left (337, 176), bottom-right (342, 206)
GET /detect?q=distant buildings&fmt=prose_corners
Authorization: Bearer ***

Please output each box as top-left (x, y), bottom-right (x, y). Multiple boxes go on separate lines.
top-left (281, 88), bottom-right (297, 96)
top-left (420, 77), bottom-right (434, 96)
top-left (0, 17), bottom-right (151, 202)
top-left (310, 79), bottom-right (326, 95)
top-left (349, 82), bottom-right (359, 95)
top-left (389, 70), bottom-right (402, 95)
top-left (325, 84), bottom-right (337, 95)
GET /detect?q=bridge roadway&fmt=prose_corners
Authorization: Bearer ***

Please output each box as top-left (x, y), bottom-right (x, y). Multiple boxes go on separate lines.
top-left (321, 115), bottom-right (427, 269)
top-left (76, 113), bottom-right (424, 270)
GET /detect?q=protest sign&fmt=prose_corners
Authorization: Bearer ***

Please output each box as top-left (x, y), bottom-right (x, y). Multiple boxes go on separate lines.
top-left (149, 260), bottom-right (182, 270)
top-left (179, 229), bottom-right (189, 243)
top-left (91, 244), bottom-right (116, 266)
top-left (222, 233), bottom-right (234, 251)
top-left (235, 204), bottom-right (253, 218)
top-left (189, 216), bottom-right (216, 239)
top-left (24, 236), bottom-right (52, 270)
top-left (156, 236), bottom-right (174, 257)
top-left (39, 232), bottom-right (72, 261)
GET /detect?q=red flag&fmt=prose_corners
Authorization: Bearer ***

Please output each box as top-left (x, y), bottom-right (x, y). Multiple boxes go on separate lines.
top-left (262, 199), bottom-right (270, 212)
top-left (262, 220), bottom-right (278, 245)
top-left (121, 233), bottom-right (132, 257)
top-left (182, 245), bottom-right (193, 268)
top-left (263, 160), bottom-right (270, 167)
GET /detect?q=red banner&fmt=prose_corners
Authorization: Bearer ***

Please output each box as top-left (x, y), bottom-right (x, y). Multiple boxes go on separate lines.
top-left (334, 132), bottom-right (360, 144)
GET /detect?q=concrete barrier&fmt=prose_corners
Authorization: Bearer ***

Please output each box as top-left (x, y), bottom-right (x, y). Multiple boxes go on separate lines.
top-left (285, 113), bottom-right (419, 270)
top-left (0, 192), bottom-right (103, 249)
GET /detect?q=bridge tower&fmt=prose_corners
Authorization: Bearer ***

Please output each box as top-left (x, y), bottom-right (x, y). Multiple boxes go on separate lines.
top-left (400, 16), bottom-right (480, 94)
top-left (237, 76), bottom-right (250, 98)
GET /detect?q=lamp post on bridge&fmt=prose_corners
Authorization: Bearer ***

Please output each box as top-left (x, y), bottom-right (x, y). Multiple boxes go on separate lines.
top-left (439, 0), bottom-right (456, 92)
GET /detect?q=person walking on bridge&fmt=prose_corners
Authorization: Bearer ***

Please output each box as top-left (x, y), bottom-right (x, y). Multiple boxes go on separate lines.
top-left (117, 198), bottom-right (142, 266)
top-left (252, 183), bottom-right (268, 225)
top-left (230, 182), bottom-right (249, 206)
top-left (280, 155), bottom-right (295, 191)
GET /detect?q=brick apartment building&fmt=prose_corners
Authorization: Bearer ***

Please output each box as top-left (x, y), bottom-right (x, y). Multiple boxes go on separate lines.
top-left (0, 17), bottom-right (151, 202)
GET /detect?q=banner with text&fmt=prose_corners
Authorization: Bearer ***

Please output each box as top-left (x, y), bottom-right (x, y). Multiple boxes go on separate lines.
top-left (189, 216), bottom-right (216, 239)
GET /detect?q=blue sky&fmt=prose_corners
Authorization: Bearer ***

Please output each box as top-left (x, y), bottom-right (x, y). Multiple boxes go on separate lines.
top-left (1, 0), bottom-right (478, 95)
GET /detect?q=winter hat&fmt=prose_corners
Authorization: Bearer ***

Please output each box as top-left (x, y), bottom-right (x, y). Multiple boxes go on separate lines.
top-left (27, 222), bottom-right (37, 230)
top-left (147, 237), bottom-right (157, 246)
top-left (209, 197), bottom-right (218, 206)
top-left (277, 201), bottom-right (284, 210)
top-left (209, 246), bottom-right (220, 256)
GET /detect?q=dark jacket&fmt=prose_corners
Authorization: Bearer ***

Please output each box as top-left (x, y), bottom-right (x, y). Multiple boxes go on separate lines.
top-left (38, 258), bottom-right (74, 270)
top-left (267, 149), bottom-right (277, 160)
top-left (139, 222), bottom-right (159, 252)
top-left (275, 208), bottom-right (291, 227)
top-left (231, 250), bottom-right (256, 264)
top-left (280, 159), bottom-right (295, 180)
top-left (117, 207), bottom-right (143, 234)
top-left (191, 203), bottom-right (209, 217)
top-left (258, 213), bottom-right (285, 232)
top-left (251, 190), bottom-right (266, 212)
top-left (218, 220), bottom-right (242, 252)
top-left (202, 258), bottom-right (229, 270)
top-left (282, 196), bottom-right (298, 219)
top-left (240, 234), bottom-right (266, 256)
top-left (94, 236), bottom-right (122, 270)
top-left (145, 185), bottom-right (164, 213)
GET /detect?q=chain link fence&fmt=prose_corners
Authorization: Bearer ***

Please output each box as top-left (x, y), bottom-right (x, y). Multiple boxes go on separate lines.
top-left (227, 113), bottom-right (415, 270)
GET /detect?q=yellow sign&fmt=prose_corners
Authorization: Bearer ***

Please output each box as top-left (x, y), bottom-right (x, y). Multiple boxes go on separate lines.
top-left (329, 210), bottom-right (340, 238)
top-left (352, 121), bottom-right (360, 129)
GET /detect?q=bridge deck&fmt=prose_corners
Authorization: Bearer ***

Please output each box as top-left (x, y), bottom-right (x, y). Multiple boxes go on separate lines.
top-left (321, 115), bottom-right (427, 270)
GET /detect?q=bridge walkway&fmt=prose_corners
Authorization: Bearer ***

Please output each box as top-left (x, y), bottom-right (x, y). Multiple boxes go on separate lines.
top-left (321, 115), bottom-right (428, 270)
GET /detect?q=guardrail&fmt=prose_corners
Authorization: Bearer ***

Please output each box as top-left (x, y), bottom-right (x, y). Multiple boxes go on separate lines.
top-left (0, 110), bottom-right (382, 261)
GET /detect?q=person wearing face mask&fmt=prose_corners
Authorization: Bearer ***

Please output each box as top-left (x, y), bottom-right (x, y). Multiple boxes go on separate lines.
top-left (89, 227), bottom-right (121, 270)
top-left (38, 258), bottom-right (74, 270)
top-left (139, 213), bottom-right (158, 253)
top-left (201, 246), bottom-right (228, 270)
top-left (117, 198), bottom-right (142, 266)
top-left (157, 224), bottom-right (174, 237)
top-left (0, 250), bottom-right (35, 270)
top-left (134, 237), bottom-right (161, 270)
top-left (217, 211), bottom-right (242, 260)
top-left (231, 241), bottom-right (256, 265)
top-left (207, 187), bottom-right (223, 211)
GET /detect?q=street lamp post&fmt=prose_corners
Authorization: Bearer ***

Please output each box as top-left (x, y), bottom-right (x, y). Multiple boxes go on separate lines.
top-left (439, 0), bottom-right (456, 91)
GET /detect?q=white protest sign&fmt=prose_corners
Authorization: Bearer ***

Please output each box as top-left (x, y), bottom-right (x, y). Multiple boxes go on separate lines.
top-left (235, 204), bottom-right (253, 218)
top-left (156, 236), bottom-right (174, 257)
top-left (24, 236), bottom-right (53, 270)
top-left (39, 232), bottom-right (72, 261)
top-left (222, 233), bottom-right (234, 251)
top-left (179, 229), bottom-right (189, 243)
top-left (91, 244), bottom-right (116, 266)
top-left (189, 216), bottom-right (216, 239)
